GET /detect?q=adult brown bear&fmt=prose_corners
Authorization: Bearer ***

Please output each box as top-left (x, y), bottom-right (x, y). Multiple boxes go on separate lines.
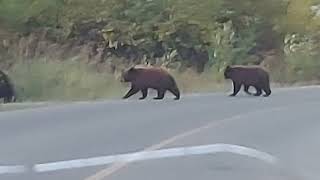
top-left (121, 66), bottom-right (180, 100)
top-left (0, 70), bottom-right (16, 103)
top-left (224, 65), bottom-right (271, 97)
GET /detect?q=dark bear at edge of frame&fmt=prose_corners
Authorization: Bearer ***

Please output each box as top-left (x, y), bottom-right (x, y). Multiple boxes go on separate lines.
top-left (120, 66), bottom-right (181, 100)
top-left (224, 65), bottom-right (272, 97)
top-left (0, 70), bottom-right (16, 103)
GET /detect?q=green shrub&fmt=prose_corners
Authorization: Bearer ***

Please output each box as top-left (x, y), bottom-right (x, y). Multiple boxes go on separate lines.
top-left (285, 52), bottom-right (320, 83)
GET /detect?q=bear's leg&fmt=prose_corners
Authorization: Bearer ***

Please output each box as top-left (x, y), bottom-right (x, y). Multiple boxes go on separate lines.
top-left (263, 87), bottom-right (271, 97)
top-left (122, 86), bottom-right (140, 99)
top-left (229, 81), bottom-right (241, 96)
top-left (154, 89), bottom-right (166, 100)
top-left (3, 98), bottom-right (8, 104)
top-left (139, 88), bottom-right (148, 100)
top-left (254, 86), bottom-right (262, 96)
top-left (168, 87), bottom-right (180, 100)
top-left (3, 96), bottom-right (11, 104)
top-left (244, 85), bottom-right (253, 95)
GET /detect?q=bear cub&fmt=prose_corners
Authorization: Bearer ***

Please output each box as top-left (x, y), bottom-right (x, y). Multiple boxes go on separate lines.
top-left (224, 65), bottom-right (271, 97)
top-left (0, 70), bottom-right (16, 103)
top-left (121, 66), bottom-right (180, 100)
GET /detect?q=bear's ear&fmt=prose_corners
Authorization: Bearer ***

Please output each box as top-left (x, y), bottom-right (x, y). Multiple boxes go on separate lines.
top-left (225, 65), bottom-right (231, 70)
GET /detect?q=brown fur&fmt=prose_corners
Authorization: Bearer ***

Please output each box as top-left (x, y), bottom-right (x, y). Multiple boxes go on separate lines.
top-left (224, 65), bottom-right (271, 97)
top-left (121, 66), bottom-right (180, 100)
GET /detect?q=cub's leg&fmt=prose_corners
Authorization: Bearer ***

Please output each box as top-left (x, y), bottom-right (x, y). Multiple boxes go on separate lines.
top-left (139, 88), bottom-right (148, 100)
top-left (253, 86), bottom-right (262, 96)
top-left (168, 87), bottom-right (180, 100)
top-left (154, 88), bottom-right (166, 100)
top-left (123, 86), bottom-right (140, 99)
top-left (263, 87), bottom-right (271, 97)
top-left (229, 81), bottom-right (241, 96)
top-left (244, 85), bottom-right (253, 95)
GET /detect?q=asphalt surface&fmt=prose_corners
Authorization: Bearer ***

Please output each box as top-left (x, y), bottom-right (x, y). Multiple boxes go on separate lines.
top-left (0, 86), bottom-right (320, 180)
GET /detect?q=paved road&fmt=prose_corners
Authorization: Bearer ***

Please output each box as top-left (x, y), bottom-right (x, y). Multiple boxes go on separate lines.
top-left (0, 86), bottom-right (320, 180)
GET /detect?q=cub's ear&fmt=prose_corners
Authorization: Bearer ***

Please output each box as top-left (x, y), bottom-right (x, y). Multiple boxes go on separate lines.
top-left (225, 65), bottom-right (231, 70)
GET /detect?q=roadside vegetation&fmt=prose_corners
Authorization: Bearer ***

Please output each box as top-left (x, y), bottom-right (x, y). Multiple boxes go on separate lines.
top-left (8, 59), bottom-right (226, 101)
top-left (9, 59), bottom-right (125, 101)
top-left (0, 0), bottom-right (320, 101)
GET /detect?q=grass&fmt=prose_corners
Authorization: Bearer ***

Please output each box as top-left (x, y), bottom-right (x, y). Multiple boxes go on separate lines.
top-left (3, 54), bottom-right (320, 103)
top-left (169, 67), bottom-right (227, 94)
top-left (8, 59), bottom-right (127, 102)
top-left (4, 59), bottom-right (228, 102)
top-left (0, 102), bottom-right (53, 112)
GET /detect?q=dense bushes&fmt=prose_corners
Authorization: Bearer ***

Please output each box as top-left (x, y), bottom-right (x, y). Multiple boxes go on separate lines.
top-left (0, 0), bottom-right (292, 72)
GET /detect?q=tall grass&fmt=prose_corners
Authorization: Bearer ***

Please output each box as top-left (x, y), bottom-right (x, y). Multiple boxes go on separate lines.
top-left (9, 59), bottom-right (126, 101)
top-left (285, 53), bottom-right (320, 83)
top-left (169, 67), bottom-right (226, 94)
top-left (5, 59), bottom-right (228, 102)
top-left (9, 55), bottom-right (320, 102)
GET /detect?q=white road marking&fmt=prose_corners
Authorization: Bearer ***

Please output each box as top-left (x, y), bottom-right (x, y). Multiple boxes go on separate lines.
top-left (85, 102), bottom-right (310, 180)
top-left (33, 143), bottom-right (278, 173)
top-left (0, 165), bottom-right (26, 174)
top-left (0, 143), bottom-right (278, 175)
